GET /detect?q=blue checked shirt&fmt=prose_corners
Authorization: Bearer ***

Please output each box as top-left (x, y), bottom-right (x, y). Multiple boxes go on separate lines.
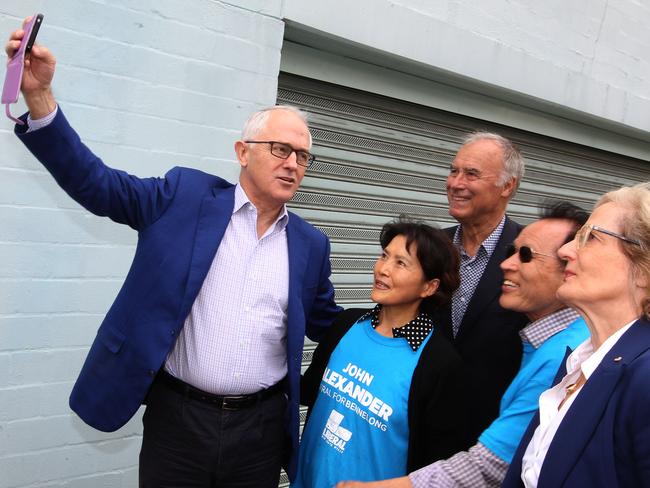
top-left (451, 217), bottom-right (506, 337)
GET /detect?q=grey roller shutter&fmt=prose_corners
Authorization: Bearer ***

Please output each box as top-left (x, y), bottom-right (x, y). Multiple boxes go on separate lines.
top-left (280, 72), bottom-right (648, 307)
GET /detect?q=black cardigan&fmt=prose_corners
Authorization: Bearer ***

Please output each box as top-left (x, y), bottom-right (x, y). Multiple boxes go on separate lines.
top-left (301, 308), bottom-right (472, 472)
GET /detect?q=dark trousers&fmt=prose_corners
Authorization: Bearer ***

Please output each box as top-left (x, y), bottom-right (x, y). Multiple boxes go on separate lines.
top-left (139, 375), bottom-right (287, 488)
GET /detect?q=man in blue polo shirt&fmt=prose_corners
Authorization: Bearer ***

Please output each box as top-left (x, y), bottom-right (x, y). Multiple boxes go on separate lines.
top-left (335, 201), bottom-right (590, 488)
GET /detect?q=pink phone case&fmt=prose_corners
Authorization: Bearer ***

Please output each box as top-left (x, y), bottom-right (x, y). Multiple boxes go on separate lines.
top-left (3, 14), bottom-right (43, 124)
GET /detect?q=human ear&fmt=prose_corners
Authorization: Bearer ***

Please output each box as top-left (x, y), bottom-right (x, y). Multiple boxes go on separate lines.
top-left (500, 177), bottom-right (516, 198)
top-left (234, 140), bottom-right (248, 168)
top-left (633, 268), bottom-right (649, 289)
top-left (421, 278), bottom-right (440, 298)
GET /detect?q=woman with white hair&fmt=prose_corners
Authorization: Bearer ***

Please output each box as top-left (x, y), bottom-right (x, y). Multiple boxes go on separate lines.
top-left (503, 182), bottom-right (650, 487)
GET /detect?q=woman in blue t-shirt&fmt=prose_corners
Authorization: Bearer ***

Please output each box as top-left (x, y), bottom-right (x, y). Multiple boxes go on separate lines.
top-left (293, 218), bottom-right (469, 488)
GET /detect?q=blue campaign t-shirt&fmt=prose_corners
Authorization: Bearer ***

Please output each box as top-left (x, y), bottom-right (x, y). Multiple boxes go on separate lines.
top-left (293, 317), bottom-right (431, 488)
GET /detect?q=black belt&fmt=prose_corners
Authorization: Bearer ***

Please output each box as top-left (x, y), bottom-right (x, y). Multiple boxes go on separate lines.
top-left (158, 370), bottom-right (285, 410)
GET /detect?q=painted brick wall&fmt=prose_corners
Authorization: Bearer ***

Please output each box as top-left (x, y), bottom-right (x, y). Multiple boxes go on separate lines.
top-left (0, 1), bottom-right (283, 486)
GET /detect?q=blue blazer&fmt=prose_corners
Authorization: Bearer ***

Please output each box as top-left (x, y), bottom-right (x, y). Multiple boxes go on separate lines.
top-left (502, 317), bottom-right (650, 487)
top-left (16, 109), bottom-right (341, 478)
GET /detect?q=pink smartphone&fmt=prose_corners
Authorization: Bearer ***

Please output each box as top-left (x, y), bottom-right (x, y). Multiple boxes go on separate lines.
top-left (3, 14), bottom-right (44, 124)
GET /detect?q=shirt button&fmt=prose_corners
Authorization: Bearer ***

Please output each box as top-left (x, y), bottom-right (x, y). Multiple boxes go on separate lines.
top-left (460, 297), bottom-right (466, 302)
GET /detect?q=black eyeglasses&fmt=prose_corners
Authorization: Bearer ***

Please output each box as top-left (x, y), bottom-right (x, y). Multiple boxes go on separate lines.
top-left (505, 244), bottom-right (556, 263)
top-left (244, 140), bottom-right (315, 168)
top-left (575, 224), bottom-right (641, 249)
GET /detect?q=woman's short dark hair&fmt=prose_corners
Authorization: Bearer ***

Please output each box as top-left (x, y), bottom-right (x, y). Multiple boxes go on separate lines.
top-left (379, 217), bottom-right (460, 315)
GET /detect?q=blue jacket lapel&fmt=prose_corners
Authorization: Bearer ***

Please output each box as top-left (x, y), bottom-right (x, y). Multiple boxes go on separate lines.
top-left (179, 185), bottom-right (235, 318)
top-left (286, 217), bottom-right (308, 344)
top-left (284, 216), bottom-right (310, 478)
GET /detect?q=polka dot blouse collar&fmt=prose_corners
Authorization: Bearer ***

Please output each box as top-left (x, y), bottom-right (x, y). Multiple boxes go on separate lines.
top-left (361, 304), bottom-right (434, 352)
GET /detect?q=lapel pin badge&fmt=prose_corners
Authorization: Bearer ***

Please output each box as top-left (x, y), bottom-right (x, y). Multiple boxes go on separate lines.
top-left (613, 356), bottom-right (622, 362)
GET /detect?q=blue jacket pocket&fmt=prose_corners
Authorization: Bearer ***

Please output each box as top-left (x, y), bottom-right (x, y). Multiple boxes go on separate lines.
top-left (97, 326), bottom-right (126, 354)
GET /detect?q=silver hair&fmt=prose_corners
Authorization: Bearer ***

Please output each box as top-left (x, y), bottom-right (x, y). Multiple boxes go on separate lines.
top-left (596, 182), bottom-right (650, 319)
top-left (461, 131), bottom-right (525, 194)
top-left (241, 105), bottom-right (312, 148)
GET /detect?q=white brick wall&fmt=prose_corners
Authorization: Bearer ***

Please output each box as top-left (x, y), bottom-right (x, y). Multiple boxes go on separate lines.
top-left (1, 1), bottom-right (283, 486)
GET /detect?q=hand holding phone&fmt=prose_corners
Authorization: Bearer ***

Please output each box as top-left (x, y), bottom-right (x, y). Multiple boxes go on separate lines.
top-left (3, 14), bottom-right (44, 124)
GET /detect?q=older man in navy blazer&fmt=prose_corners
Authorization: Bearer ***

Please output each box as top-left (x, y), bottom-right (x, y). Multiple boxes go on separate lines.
top-left (438, 133), bottom-right (529, 442)
top-left (7, 22), bottom-right (340, 487)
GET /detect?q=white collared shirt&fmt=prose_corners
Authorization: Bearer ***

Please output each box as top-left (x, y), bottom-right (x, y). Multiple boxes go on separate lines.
top-left (165, 184), bottom-right (290, 394)
top-left (520, 319), bottom-right (636, 487)
top-left (25, 106), bottom-right (58, 132)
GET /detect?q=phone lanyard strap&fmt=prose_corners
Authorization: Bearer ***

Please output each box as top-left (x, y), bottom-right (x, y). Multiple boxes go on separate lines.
top-left (5, 104), bottom-right (25, 125)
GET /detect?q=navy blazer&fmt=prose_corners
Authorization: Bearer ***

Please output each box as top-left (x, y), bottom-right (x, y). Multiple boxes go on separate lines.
top-left (16, 109), bottom-right (342, 478)
top-left (503, 317), bottom-right (650, 487)
top-left (436, 219), bottom-right (528, 442)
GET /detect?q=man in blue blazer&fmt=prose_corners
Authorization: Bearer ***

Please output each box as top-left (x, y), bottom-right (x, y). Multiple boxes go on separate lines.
top-left (8, 26), bottom-right (340, 487)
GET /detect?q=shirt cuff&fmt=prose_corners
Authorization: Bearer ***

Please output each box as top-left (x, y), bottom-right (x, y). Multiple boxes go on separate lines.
top-left (409, 462), bottom-right (449, 488)
top-left (407, 442), bottom-right (508, 488)
top-left (26, 105), bottom-right (58, 133)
